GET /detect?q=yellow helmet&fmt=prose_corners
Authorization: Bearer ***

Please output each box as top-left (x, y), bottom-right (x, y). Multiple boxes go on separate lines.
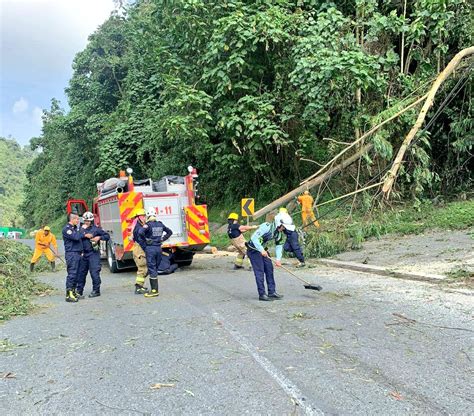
top-left (278, 207), bottom-right (288, 214)
top-left (43, 226), bottom-right (51, 231)
top-left (134, 208), bottom-right (146, 217)
top-left (304, 190), bottom-right (310, 195)
top-left (228, 212), bottom-right (239, 220)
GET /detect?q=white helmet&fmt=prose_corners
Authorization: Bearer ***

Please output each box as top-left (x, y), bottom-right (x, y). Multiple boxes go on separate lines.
top-left (83, 211), bottom-right (94, 221)
top-left (274, 212), bottom-right (295, 231)
top-left (146, 208), bottom-right (157, 218)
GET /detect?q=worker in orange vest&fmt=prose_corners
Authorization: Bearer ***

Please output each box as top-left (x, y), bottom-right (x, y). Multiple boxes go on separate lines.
top-left (297, 191), bottom-right (320, 228)
top-left (30, 226), bottom-right (58, 272)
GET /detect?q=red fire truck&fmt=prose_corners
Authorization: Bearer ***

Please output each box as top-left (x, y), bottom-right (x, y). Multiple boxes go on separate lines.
top-left (67, 166), bottom-right (210, 272)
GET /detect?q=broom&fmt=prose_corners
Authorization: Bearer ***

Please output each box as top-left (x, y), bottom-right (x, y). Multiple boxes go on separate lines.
top-left (269, 258), bottom-right (322, 291)
top-left (248, 245), bottom-right (322, 291)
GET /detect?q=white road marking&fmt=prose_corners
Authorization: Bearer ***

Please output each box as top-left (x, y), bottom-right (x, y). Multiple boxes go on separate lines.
top-left (213, 311), bottom-right (324, 416)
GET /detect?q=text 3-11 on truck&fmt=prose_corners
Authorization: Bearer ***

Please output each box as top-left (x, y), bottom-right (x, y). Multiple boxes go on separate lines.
top-left (66, 166), bottom-right (210, 272)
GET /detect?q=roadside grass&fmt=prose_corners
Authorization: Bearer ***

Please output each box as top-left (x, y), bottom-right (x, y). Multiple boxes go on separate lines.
top-left (444, 266), bottom-right (474, 288)
top-left (209, 199), bottom-right (474, 258)
top-left (304, 199), bottom-right (474, 258)
top-left (445, 267), bottom-right (474, 280)
top-left (207, 205), bottom-right (233, 224)
top-left (210, 232), bottom-right (231, 250)
top-left (0, 240), bottom-right (54, 321)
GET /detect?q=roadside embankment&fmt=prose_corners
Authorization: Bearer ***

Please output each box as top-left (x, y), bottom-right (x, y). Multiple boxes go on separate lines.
top-left (0, 240), bottom-right (53, 321)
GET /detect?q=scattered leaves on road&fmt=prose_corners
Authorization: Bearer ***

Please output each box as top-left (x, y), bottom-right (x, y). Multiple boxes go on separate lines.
top-left (150, 383), bottom-right (175, 390)
top-left (290, 312), bottom-right (310, 320)
top-left (185, 389), bottom-right (195, 397)
top-left (1, 372), bottom-right (16, 379)
top-left (124, 337), bottom-right (139, 346)
top-left (0, 339), bottom-right (27, 353)
top-left (389, 391), bottom-right (403, 400)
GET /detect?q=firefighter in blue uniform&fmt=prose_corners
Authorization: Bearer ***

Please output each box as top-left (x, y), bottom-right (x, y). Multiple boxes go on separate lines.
top-left (283, 228), bottom-right (305, 267)
top-left (62, 213), bottom-right (83, 303)
top-left (138, 208), bottom-right (173, 297)
top-left (76, 211), bottom-right (110, 298)
top-left (247, 212), bottom-right (292, 301)
top-left (157, 248), bottom-right (178, 275)
top-left (278, 207), bottom-right (305, 267)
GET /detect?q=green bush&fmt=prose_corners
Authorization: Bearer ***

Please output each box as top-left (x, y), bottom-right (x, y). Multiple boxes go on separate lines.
top-left (0, 240), bottom-right (53, 321)
top-left (305, 231), bottom-right (347, 258)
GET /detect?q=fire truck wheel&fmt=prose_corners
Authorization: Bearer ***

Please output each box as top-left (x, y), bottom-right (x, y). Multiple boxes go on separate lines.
top-left (174, 250), bottom-right (194, 267)
top-left (107, 241), bottom-right (119, 273)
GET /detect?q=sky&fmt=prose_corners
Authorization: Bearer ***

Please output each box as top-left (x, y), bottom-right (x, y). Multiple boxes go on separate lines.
top-left (0, 0), bottom-right (116, 145)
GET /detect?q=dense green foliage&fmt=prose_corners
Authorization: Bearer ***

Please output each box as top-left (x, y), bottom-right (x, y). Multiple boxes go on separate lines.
top-left (23, 0), bottom-right (473, 227)
top-left (0, 240), bottom-right (52, 321)
top-left (0, 138), bottom-right (34, 227)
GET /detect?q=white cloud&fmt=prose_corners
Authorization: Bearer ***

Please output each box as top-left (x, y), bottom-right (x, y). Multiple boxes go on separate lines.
top-left (1, 0), bottom-right (116, 74)
top-left (12, 97), bottom-right (29, 114)
top-left (32, 107), bottom-right (43, 127)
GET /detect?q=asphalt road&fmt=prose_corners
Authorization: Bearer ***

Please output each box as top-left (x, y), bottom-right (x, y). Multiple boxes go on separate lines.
top-left (1, 254), bottom-right (473, 415)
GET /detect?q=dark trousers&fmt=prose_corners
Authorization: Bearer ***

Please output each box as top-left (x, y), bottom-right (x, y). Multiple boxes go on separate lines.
top-left (145, 245), bottom-right (162, 278)
top-left (158, 263), bottom-right (178, 275)
top-left (157, 254), bottom-right (177, 275)
top-left (247, 248), bottom-right (276, 297)
top-left (65, 252), bottom-right (81, 290)
top-left (77, 251), bottom-right (101, 293)
top-left (283, 231), bottom-right (305, 263)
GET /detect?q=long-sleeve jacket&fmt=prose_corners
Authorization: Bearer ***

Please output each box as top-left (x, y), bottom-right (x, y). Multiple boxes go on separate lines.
top-left (132, 220), bottom-right (147, 251)
top-left (35, 230), bottom-right (57, 251)
top-left (297, 194), bottom-right (314, 211)
top-left (62, 223), bottom-right (83, 253)
top-left (138, 220), bottom-right (172, 247)
top-left (80, 224), bottom-right (110, 254)
top-left (249, 222), bottom-right (284, 261)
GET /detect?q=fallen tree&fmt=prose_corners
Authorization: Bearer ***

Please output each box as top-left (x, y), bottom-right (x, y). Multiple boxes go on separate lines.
top-left (382, 46), bottom-right (474, 198)
top-left (252, 144), bottom-right (372, 219)
top-left (253, 47), bottom-right (473, 219)
top-left (252, 94), bottom-right (427, 219)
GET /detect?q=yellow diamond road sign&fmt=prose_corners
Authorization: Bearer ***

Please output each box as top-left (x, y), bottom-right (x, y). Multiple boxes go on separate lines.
top-left (241, 198), bottom-right (255, 217)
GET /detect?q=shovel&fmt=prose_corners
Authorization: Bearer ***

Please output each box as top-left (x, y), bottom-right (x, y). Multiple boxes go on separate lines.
top-left (55, 255), bottom-right (67, 265)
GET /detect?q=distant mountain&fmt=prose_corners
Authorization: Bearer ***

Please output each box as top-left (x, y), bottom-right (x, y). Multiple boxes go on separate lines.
top-left (0, 137), bottom-right (34, 227)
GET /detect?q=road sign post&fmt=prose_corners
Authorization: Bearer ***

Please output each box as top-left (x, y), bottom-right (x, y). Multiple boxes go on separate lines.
top-left (241, 198), bottom-right (255, 224)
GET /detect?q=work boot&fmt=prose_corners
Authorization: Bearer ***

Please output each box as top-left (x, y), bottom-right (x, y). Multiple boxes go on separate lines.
top-left (145, 289), bottom-right (159, 298)
top-left (259, 294), bottom-right (273, 301)
top-left (30, 263), bottom-right (35, 272)
top-left (66, 290), bottom-right (79, 303)
top-left (144, 279), bottom-right (159, 298)
top-left (74, 290), bottom-right (85, 300)
top-left (296, 262), bottom-right (306, 268)
top-left (268, 292), bottom-right (284, 300)
top-left (135, 284), bottom-right (149, 295)
top-left (233, 264), bottom-right (243, 270)
top-left (89, 291), bottom-right (100, 298)
top-left (50, 261), bottom-right (56, 271)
